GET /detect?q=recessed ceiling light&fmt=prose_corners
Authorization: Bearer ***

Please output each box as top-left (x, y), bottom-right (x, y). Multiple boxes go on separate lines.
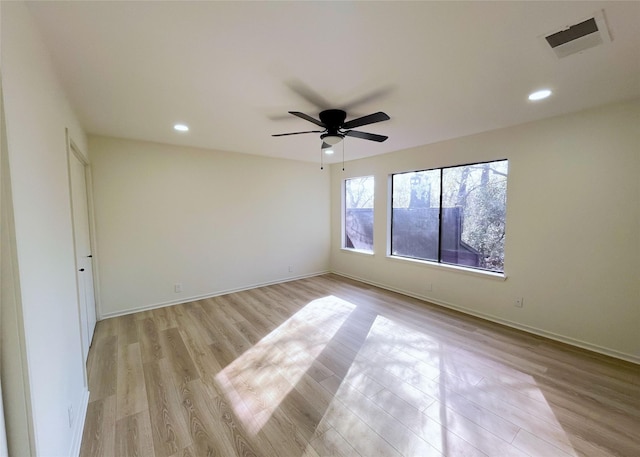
top-left (174, 123), bottom-right (189, 132)
top-left (324, 149), bottom-right (335, 155)
top-left (528, 89), bottom-right (552, 101)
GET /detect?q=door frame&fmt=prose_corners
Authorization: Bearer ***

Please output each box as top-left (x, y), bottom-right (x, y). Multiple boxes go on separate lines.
top-left (66, 130), bottom-right (100, 377)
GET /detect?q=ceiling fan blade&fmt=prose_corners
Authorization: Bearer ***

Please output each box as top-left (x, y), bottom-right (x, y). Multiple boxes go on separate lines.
top-left (289, 111), bottom-right (326, 128)
top-left (272, 130), bottom-right (324, 137)
top-left (342, 112), bottom-right (390, 129)
top-left (340, 86), bottom-right (394, 111)
top-left (345, 130), bottom-right (388, 142)
top-left (286, 80), bottom-right (332, 109)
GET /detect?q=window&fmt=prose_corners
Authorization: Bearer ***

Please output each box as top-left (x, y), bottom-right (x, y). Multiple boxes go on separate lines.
top-left (391, 160), bottom-right (508, 273)
top-left (344, 176), bottom-right (375, 252)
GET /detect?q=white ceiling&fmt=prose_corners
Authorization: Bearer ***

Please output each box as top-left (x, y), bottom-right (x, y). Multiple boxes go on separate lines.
top-left (26, 1), bottom-right (640, 164)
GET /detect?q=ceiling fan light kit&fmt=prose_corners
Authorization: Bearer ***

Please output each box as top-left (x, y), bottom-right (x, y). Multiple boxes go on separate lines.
top-left (321, 133), bottom-right (344, 146)
top-left (273, 108), bottom-right (390, 169)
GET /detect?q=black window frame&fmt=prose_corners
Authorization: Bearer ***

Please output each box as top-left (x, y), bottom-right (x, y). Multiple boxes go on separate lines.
top-left (390, 159), bottom-right (508, 273)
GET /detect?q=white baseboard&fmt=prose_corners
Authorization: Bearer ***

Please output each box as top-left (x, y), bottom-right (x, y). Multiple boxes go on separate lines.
top-left (69, 388), bottom-right (89, 457)
top-left (332, 270), bottom-right (640, 365)
top-left (100, 270), bottom-right (330, 319)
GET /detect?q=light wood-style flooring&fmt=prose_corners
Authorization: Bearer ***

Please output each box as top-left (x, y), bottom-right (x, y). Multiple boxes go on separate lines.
top-left (80, 274), bottom-right (640, 456)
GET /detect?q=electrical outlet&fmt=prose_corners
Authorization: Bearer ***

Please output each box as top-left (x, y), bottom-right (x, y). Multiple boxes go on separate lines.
top-left (288, 265), bottom-right (293, 273)
top-left (515, 297), bottom-right (524, 308)
top-left (68, 405), bottom-right (74, 428)
top-left (425, 282), bottom-right (433, 292)
top-left (174, 283), bottom-right (183, 293)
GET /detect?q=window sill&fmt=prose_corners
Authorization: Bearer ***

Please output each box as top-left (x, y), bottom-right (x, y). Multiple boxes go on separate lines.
top-left (340, 248), bottom-right (375, 256)
top-left (386, 255), bottom-right (507, 281)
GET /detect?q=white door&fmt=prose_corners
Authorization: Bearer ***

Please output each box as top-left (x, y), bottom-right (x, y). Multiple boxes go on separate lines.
top-left (70, 150), bottom-right (97, 363)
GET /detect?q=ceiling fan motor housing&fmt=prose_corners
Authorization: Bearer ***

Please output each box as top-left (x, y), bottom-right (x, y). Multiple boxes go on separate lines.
top-left (319, 109), bottom-right (347, 133)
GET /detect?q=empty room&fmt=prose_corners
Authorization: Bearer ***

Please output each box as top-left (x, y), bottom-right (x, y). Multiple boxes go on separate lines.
top-left (1, 1), bottom-right (638, 456)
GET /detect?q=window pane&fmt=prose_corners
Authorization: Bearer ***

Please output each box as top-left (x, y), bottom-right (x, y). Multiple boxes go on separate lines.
top-left (391, 170), bottom-right (441, 261)
top-left (441, 160), bottom-right (508, 272)
top-left (344, 176), bottom-right (374, 251)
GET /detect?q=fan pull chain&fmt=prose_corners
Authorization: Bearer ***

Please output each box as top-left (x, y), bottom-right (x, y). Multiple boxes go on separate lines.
top-left (320, 144), bottom-right (324, 170)
top-left (342, 138), bottom-right (345, 171)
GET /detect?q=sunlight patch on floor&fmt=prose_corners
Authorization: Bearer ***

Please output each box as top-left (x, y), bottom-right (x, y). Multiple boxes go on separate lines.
top-left (214, 295), bottom-right (355, 435)
top-left (217, 304), bottom-right (579, 456)
top-left (334, 315), bottom-right (578, 457)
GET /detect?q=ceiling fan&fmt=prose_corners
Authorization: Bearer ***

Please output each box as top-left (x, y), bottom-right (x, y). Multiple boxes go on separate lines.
top-left (272, 109), bottom-right (390, 149)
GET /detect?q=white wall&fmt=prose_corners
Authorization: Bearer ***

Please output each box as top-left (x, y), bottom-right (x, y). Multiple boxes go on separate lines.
top-left (1, 1), bottom-right (89, 455)
top-left (330, 100), bottom-right (640, 362)
top-left (90, 136), bottom-right (330, 317)
top-left (0, 66), bottom-right (27, 457)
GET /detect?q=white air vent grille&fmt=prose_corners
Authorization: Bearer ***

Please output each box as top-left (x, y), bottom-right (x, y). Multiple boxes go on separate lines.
top-left (541, 10), bottom-right (611, 59)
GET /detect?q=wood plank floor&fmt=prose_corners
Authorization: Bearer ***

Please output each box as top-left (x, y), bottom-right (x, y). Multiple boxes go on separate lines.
top-left (80, 274), bottom-right (640, 457)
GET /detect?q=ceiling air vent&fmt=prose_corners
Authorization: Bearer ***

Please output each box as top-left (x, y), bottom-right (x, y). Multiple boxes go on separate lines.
top-left (542, 10), bottom-right (611, 59)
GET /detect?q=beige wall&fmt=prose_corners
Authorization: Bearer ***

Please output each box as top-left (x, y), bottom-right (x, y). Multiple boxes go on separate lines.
top-left (1, 1), bottom-right (89, 455)
top-left (90, 136), bottom-right (331, 317)
top-left (330, 100), bottom-right (640, 362)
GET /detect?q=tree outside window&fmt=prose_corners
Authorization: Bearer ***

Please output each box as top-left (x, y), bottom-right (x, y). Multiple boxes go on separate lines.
top-left (344, 176), bottom-right (374, 252)
top-left (392, 160), bottom-right (508, 273)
